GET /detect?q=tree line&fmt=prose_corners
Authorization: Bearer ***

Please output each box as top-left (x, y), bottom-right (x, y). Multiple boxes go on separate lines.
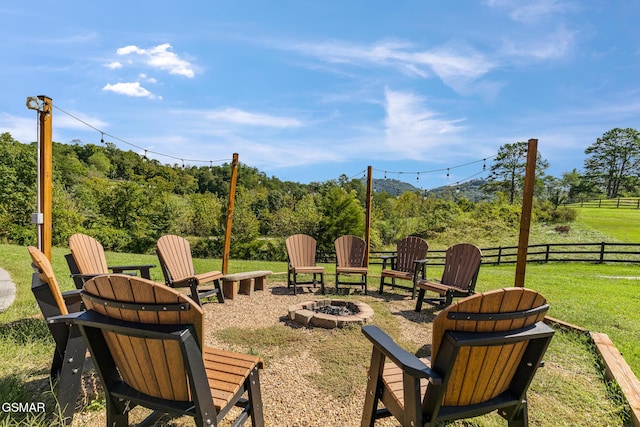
top-left (1, 128), bottom-right (637, 260)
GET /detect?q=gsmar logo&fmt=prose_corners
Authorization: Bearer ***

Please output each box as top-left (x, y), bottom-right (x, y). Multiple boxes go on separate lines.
top-left (1, 402), bottom-right (46, 413)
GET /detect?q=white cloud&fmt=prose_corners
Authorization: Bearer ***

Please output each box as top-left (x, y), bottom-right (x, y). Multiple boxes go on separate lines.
top-left (501, 26), bottom-right (575, 60)
top-left (116, 43), bottom-right (195, 78)
top-left (102, 82), bottom-right (158, 99)
top-left (383, 88), bottom-right (465, 157)
top-left (281, 39), bottom-right (494, 94)
top-left (105, 61), bottom-right (122, 70)
top-left (486, 0), bottom-right (566, 23)
top-left (205, 108), bottom-right (303, 128)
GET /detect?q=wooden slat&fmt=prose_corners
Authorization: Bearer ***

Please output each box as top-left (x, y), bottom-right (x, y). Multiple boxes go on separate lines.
top-left (395, 236), bottom-right (428, 272)
top-left (69, 233), bottom-right (109, 274)
top-left (286, 234), bottom-right (317, 268)
top-left (591, 332), bottom-right (640, 427)
top-left (28, 246), bottom-right (67, 315)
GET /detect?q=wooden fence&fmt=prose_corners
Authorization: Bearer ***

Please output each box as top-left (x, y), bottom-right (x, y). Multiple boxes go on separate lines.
top-left (565, 197), bottom-right (640, 209)
top-left (367, 242), bottom-right (640, 266)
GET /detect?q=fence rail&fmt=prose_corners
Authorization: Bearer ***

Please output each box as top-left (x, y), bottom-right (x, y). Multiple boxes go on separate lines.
top-left (366, 242), bottom-right (640, 266)
top-left (565, 198), bottom-right (640, 209)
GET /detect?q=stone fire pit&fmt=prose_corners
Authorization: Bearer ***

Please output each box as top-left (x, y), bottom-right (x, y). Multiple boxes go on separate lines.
top-left (288, 299), bottom-right (374, 329)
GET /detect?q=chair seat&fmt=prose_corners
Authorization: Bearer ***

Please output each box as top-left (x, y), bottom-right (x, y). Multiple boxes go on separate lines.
top-left (381, 270), bottom-right (414, 280)
top-left (336, 266), bottom-right (368, 274)
top-left (293, 266), bottom-right (325, 274)
top-left (204, 347), bottom-right (264, 410)
top-left (382, 359), bottom-right (430, 414)
top-left (416, 280), bottom-right (467, 295)
top-left (195, 270), bottom-right (223, 285)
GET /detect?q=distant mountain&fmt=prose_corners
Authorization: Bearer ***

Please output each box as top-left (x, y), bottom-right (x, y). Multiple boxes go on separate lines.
top-left (368, 178), bottom-right (489, 202)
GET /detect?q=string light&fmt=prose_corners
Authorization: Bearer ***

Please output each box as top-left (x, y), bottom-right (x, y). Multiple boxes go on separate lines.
top-left (51, 102), bottom-right (231, 167)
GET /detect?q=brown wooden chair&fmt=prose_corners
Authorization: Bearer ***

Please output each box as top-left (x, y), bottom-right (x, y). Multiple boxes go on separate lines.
top-left (285, 234), bottom-right (325, 295)
top-left (156, 234), bottom-right (224, 306)
top-left (361, 287), bottom-right (554, 427)
top-left (28, 246), bottom-right (87, 425)
top-left (415, 243), bottom-right (482, 311)
top-left (378, 236), bottom-right (428, 298)
top-left (74, 274), bottom-right (264, 427)
top-left (67, 233), bottom-right (155, 289)
top-left (335, 235), bottom-right (368, 294)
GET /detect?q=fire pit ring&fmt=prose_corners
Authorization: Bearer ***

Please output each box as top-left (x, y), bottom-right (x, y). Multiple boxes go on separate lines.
top-left (287, 299), bottom-right (374, 329)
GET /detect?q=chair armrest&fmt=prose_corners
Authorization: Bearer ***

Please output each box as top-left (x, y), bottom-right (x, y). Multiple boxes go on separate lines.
top-left (61, 289), bottom-right (84, 312)
top-left (46, 311), bottom-right (85, 325)
top-left (108, 264), bottom-right (155, 280)
top-left (379, 255), bottom-right (396, 269)
top-left (413, 258), bottom-right (428, 279)
top-left (361, 325), bottom-right (442, 384)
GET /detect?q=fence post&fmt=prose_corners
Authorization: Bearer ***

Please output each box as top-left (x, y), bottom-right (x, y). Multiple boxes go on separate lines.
top-left (599, 242), bottom-right (605, 263)
top-left (497, 247), bottom-right (502, 265)
top-left (545, 244), bottom-right (550, 263)
top-left (599, 199), bottom-right (602, 207)
top-left (617, 197), bottom-right (620, 208)
top-left (637, 198), bottom-right (639, 209)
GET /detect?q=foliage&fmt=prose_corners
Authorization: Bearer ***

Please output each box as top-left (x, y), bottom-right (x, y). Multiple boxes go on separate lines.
top-left (482, 141), bottom-right (549, 204)
top-left (583, 127), bottom-right (640, 198)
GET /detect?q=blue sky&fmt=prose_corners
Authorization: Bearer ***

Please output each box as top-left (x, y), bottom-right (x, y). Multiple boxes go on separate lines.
top-left (1, 1), bottom-right (639, 190)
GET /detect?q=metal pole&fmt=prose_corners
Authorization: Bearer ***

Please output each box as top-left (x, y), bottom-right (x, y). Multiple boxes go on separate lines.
top-left (514, 139), bottom-right (537, 287)
top-left (222, 153), bottom-right (239, 274)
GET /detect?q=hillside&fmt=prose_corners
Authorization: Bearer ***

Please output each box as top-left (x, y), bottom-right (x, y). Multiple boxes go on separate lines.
top-left (369, 177), bottom-right (489, 201)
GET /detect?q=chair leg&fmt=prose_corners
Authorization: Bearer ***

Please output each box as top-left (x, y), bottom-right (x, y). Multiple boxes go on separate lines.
top-left (55, 325), bottom-right (87, 425)
top-left (215, 279), bottom-right (225, 304)
top-left (248, 367), bottom-right (264, 427)
top-left (507, 401), bottom-right (529, 427)
top-left (105, 395), bottom-right (129, 427)
top-left (363, 274), bottom-right (368, 295)
top-left (378, 275), bottom-right (384, 294)
top-left (320, 273), bottom-right (325, 295)
top-left (415, 289), bottom-right (426, 312)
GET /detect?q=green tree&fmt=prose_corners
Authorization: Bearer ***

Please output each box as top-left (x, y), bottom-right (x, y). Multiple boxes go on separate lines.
top-left (483, 141), bottom-right (549, 204)
top-left (316, 187), bottom-right (365, 255)
top-left (583, 128), bottom-right (640, 198)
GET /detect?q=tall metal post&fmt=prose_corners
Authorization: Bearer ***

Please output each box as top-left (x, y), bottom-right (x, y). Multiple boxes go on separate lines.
top-left (364, 166), bottom-right (373, 267)
top-left (515, 139), bottom-right (538, 287)
top-left (38, 96), bottom-right (53, 260)
top-left (222, 153), bottom-right (239, 274)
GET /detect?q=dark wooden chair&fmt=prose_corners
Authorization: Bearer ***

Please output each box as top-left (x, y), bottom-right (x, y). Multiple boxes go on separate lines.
top-left (67, 233), bottom-right (155, 289)
top-left (378, 236), bottom-right (428, 298)
top-left (74, 274), bottom-right (264, 426)
top-left (361, 287), bottom-right (554, 427)
top-left (285, 234), bottom-right (325, 295)
top-left (415, 243), bottom-right (482, 311)
top-left (156, 234), bottom-right (224, 306)
top-left (335, 235), bottom-right (368, 294)
top-left (28, 246), bottom-right (87, 425)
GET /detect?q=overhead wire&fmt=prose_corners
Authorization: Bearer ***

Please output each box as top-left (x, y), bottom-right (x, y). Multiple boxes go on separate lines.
top-left (50, 102), bottom-right (231, 166)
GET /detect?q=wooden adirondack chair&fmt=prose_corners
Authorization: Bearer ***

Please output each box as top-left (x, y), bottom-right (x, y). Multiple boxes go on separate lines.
top-left (415, 243), bottom-right (482, 311)
top-left (378, 236), bottom-right (428, 298)
top-left (28, 246), bottom-right (87, 425)
top-left (361, 287), bottom-right (554, 427)
top-left (156, 234), bottom-right (224, 306)
top-left (335, 235), bottom-right (368, 294)
top-left (67, 233), bottom-right (155, 289)
top-left (285, 234), bottom-right (325, 295)
top-left (74, 274), bottom-right (264, 427)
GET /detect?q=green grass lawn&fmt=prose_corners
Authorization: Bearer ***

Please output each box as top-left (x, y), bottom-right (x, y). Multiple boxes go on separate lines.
top-left (0, 243), bottom-right (635, 425)
top-left (574, 207), bottom-right (640, 242)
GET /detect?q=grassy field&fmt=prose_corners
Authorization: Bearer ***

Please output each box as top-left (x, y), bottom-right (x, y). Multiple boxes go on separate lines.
top-left (1, 207), bottom-right (638, 426)
top-left (573, 207), bottom-right (640, 242)
top-left (0, 241), bottom-right (637, 425)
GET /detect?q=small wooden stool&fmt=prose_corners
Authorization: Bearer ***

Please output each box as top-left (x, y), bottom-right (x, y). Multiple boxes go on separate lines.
top-left (221, 270), bottom-right (272, 299)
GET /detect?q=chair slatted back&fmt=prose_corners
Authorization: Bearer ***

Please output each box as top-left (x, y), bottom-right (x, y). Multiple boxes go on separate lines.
top-left (440, 243), bottom-right (482, 291)
top-left (335, 235), bottom-right (366, 268)
top-left (431, 287), bottom-right (548, 407)
top-left (157, 235), bottom-right (197, 283)
top-left (81, 274), bottom-right (203, 402)
top-left (28, 246), bottom-right (67, 315)
top-left (69, 233), bottom-right (109, 275)
top-left (394, 236), bottom-right (428, 272)
top-left (286, 234), bottom-right (317, 268)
